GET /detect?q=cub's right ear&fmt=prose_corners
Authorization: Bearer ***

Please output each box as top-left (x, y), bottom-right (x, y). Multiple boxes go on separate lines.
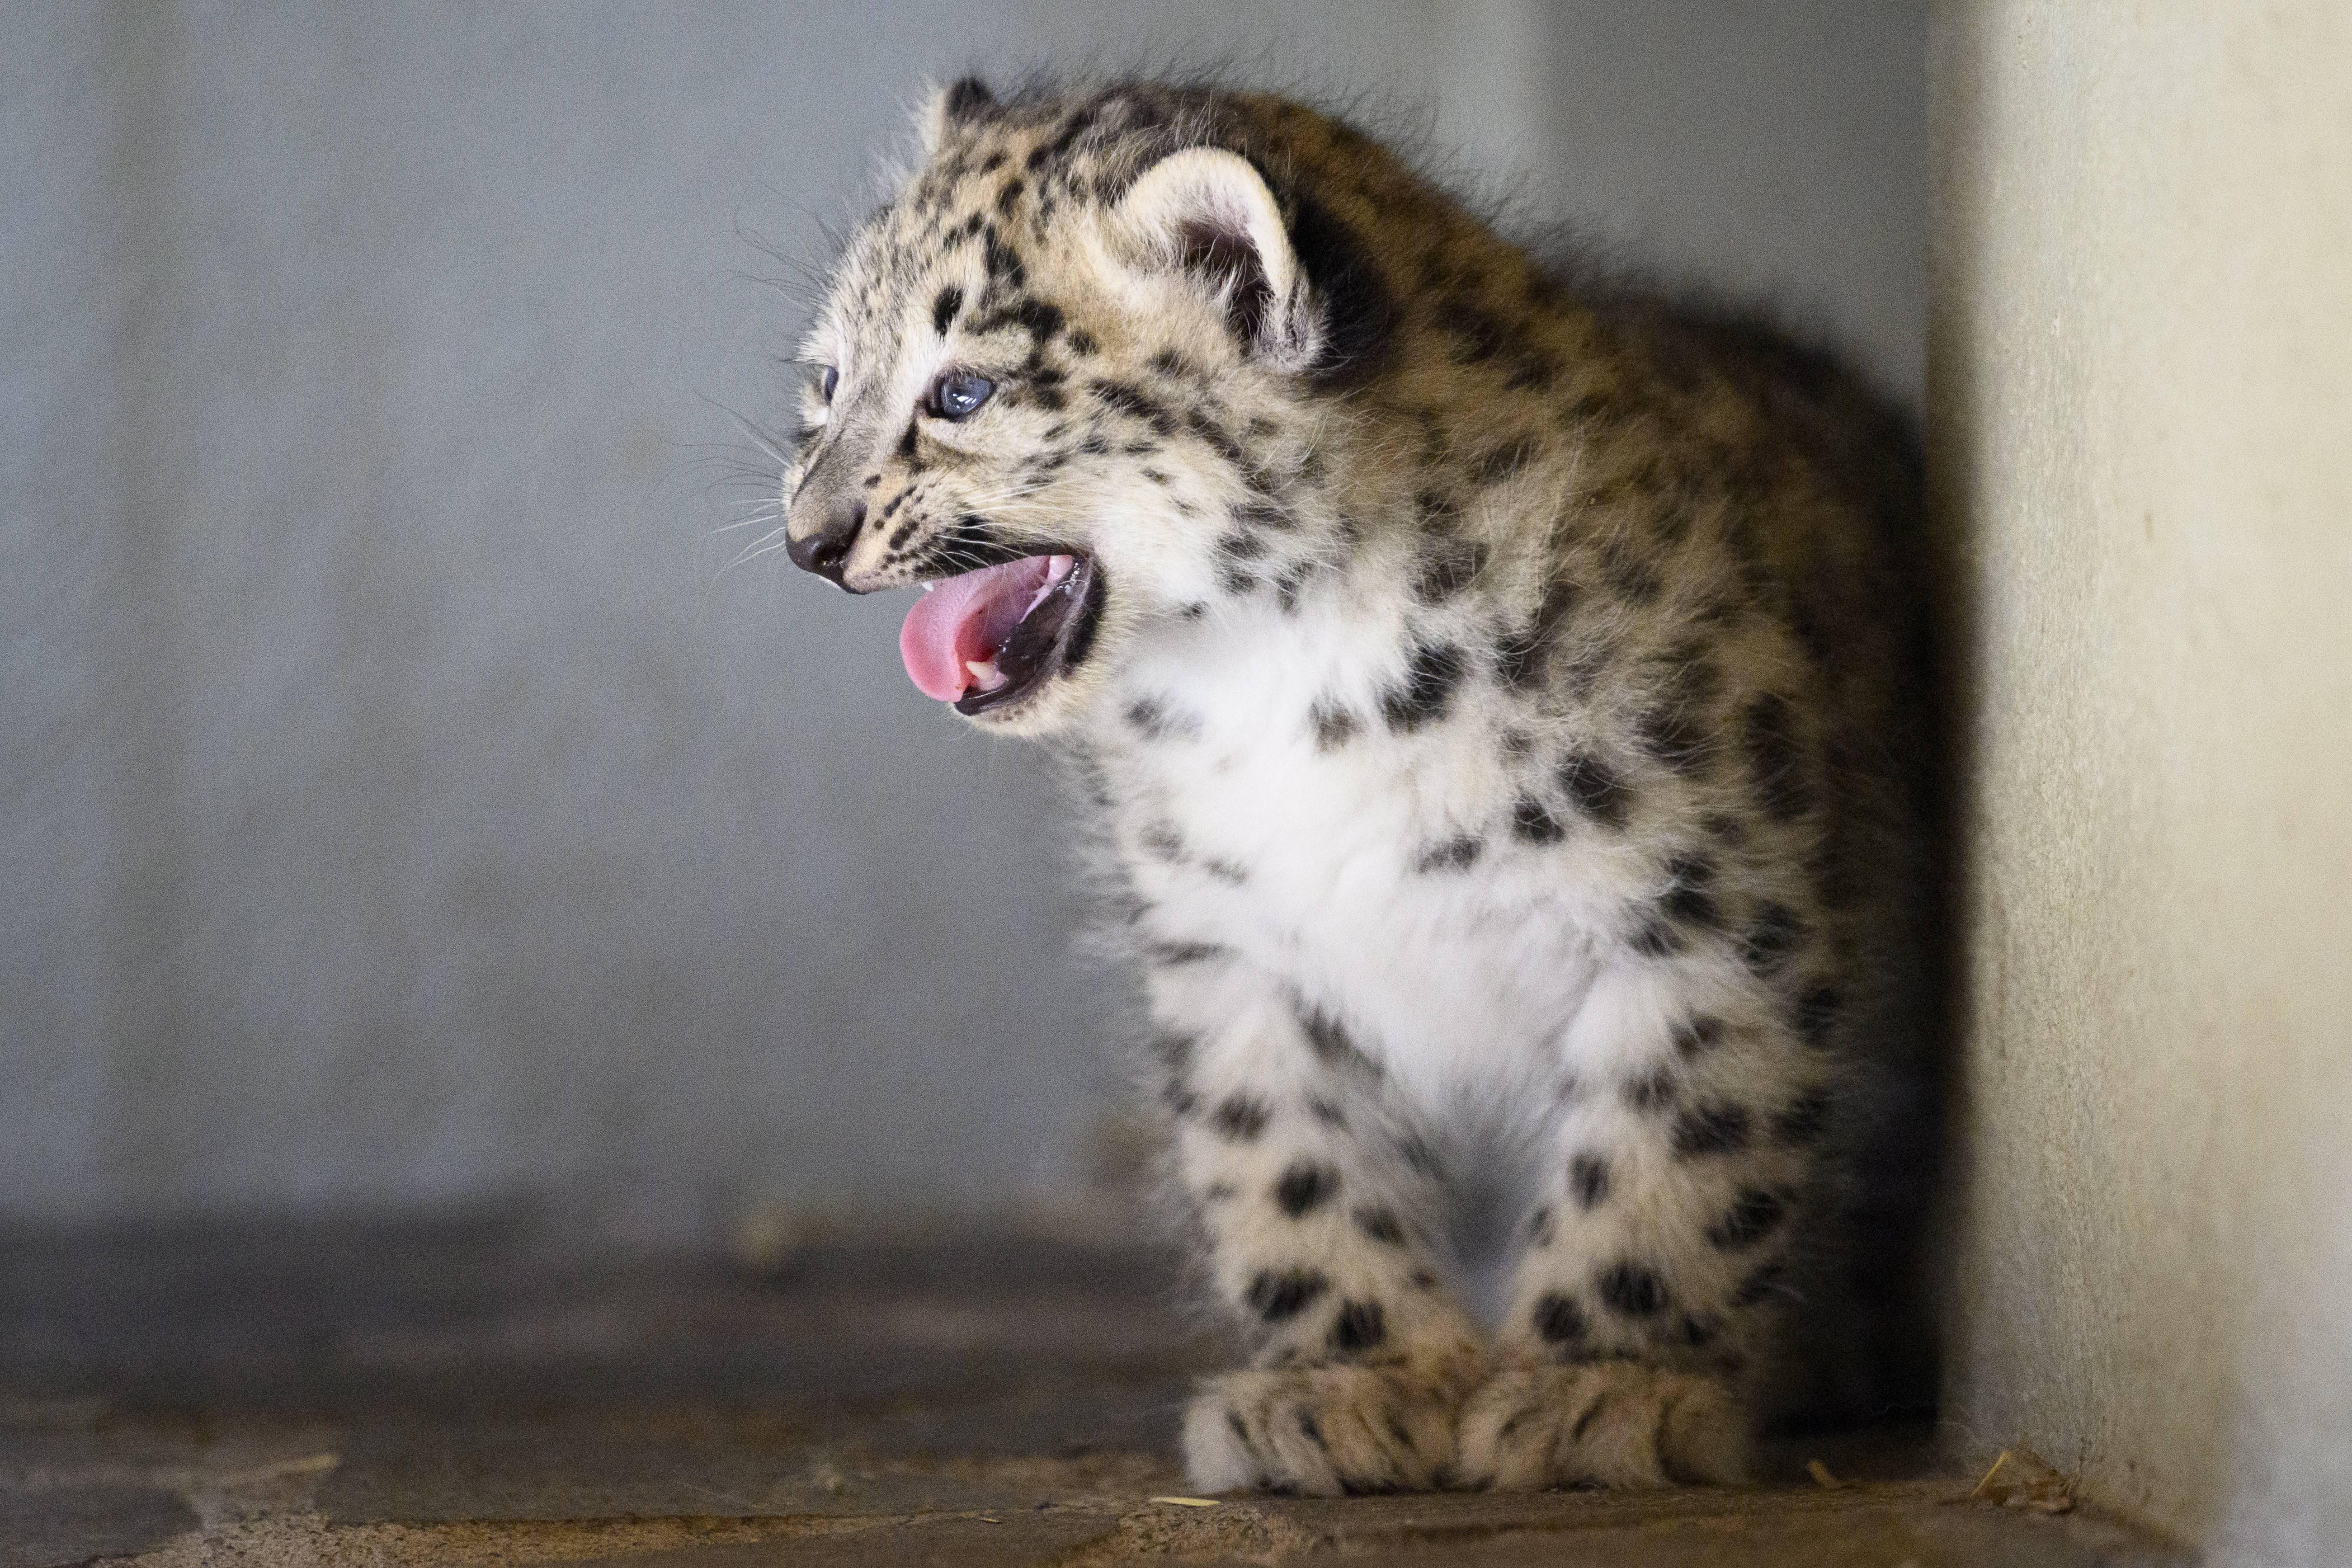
top-left (917, 75), bottom-right (995, 154)
top-left (1108, 148), bottom-right (1312, 372)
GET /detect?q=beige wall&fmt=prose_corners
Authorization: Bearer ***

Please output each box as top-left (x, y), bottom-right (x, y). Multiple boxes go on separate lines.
top-left (1932, 5), bottom-right (2352, 1560)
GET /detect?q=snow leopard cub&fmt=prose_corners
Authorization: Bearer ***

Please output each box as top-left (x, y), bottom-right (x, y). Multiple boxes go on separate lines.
top-left (779, 78), bottom-right (1938, 1494)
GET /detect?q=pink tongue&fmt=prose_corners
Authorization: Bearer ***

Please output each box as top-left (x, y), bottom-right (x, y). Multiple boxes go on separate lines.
top-left (899, 556), bottom-right (1059, 701)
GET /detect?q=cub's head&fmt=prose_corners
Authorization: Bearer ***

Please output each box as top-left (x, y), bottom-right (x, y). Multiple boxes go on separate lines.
top-left (780, 79), bottom-right (1395, 735)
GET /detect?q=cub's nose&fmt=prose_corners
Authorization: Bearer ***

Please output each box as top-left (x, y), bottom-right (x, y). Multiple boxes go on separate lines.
top-left (787, 499), bottom-right (865, 586)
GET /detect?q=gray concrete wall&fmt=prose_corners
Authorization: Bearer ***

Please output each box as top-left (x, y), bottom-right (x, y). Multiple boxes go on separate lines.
top-left (3, 1), bottom-right (1926, 1226)
top-left (1932, 6), bottom-right (2352, 1561)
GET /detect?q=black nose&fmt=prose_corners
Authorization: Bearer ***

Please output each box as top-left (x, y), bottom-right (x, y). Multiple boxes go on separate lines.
top-left (787, 500), bottom-right (864, 584)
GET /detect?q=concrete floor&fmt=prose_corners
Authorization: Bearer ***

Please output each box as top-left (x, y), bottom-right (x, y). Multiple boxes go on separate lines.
top-left (0, 1210), bottom-right (2182, 1566)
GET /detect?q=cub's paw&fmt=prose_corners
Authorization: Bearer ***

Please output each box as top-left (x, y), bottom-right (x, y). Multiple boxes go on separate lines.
top-left (1457, 1361), bottom-right (1749, 1490)
top-left (1182, 1362), bottom-right (1465, 1496)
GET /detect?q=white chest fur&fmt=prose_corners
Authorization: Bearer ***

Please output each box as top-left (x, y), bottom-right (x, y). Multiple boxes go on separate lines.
top-left (1099, 596), bottom-right (1632, 1121)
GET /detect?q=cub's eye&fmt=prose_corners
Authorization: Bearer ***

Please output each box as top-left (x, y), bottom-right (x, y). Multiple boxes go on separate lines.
top-left (925, 369), bottom-right (995, 421)
top-left (820, 366), bottom-right (839, 402)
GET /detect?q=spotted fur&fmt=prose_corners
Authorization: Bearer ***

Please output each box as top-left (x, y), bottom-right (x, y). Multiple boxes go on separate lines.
top-left (781, 77), bottom-right (1938, 1497)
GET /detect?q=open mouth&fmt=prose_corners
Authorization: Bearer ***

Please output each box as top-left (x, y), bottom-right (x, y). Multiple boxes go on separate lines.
top-left (899, 553), bottom-right (1105, 716)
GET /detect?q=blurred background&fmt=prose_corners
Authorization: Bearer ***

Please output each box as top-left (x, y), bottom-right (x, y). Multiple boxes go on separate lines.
top-left (2, 0), bottom-right (1927, 1233)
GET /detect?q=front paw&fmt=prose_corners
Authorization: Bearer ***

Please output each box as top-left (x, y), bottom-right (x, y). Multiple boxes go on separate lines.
top-left (1457, 1361), bottom-right (1749, 1490)
top-left (1183, 1360), bottom-right (1469, 1496)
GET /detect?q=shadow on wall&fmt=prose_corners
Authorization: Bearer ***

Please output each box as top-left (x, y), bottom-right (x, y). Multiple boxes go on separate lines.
top-left (0, 0), bottom-right (1928, 1230)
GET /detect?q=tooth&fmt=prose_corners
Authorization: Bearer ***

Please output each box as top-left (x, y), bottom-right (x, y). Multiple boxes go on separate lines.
top-left (966, 658), bottom-right (1004, 691)
top-left (922, 582), bottom-right (938, 593)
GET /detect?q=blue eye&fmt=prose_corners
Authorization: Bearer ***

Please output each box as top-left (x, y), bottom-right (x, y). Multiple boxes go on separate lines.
top-left (927, 369), bottom-right (995, 421)
top-left (820, 366), bottom-right (839, 401)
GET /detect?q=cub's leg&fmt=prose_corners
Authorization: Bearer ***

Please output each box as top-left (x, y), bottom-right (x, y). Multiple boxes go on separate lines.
top-left (1460, 956), bottom-right (1833, 1489)
top-left (1150, 954), bottom-right (1485, 1496)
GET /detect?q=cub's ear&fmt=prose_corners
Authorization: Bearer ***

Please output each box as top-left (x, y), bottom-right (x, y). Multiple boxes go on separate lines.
top-left (917, 75), bottom-right (995, 153)
top-left (1109, 148), bottom-right (1314, 372)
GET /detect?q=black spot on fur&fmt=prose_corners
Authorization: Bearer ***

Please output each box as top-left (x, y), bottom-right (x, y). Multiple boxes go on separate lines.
top-left (1217, 529), bottom-right (1267, 561)
top-left (1629, 919), bottom-right (1684, 958)
top-left (1533, 1291), bottom-right (1588, 1343)
top-left (1310, 702), bottom-right (1358, 750)
top-left (995, 177), bottom-right (1024, 215)
top-left (1412, 539), bottom-right (1488, 603)
top-left (1148, 939), bottom-right (1227, 966)
top-left (1246, 1267), bottom-right (1329, 1322)
top-left (1508, 795), bottom-right (1563, 845)
top-left (1089, 378), bottom-right (1175, 434)
top-left (1433, 297), bottom-right (1510, 363)
top-left (1773, 1089), bottom-right (1831, 1146)
top-left (1503, 353), bottom-right (1554, 392)
top-left (1065, 328), bottom-right (1098, 354)
top-left (1795, 985), bottom-right (1842, 1048)
top-left (1379, 643), bottom-right (1466, 733)
top-left (1676, 1314), bottom-right (1720, 1348)
top-left (1297, 1006), bottom-right (1362, 1067)
top-left (1672, 1016), bottom-right (1726, 1057)
top-left (1140, 820), bottom-right (1185, 861)
top-left (1570, 1153), bottom-right (1611, 1209)
top-left (1596, 1262), bottom-right (1669, 1318)
top-left (1474, 435), bottom-right (1540, 485)
top-left (1558, 753), bottom-right (1629, 827)
top-left (1526, 1206), bottom-right (1555, 1246)
top-left (1732, 1261), bottom-right (1785, 1306)
top-left (1622, 1067), bottom-right (1678, 1113)
top-left (931, 285), bottom-right (963, 336)
top-left (1352, 1205), bottom-right (1405, 1246)
top-left (1273, 1160), bottom-right (1340, 1218)
top-left (1211, 1094), bottom-right (1271, 1141)
top-left (1636, 703), bottom-right (1714, 776)
top-left (1306, 1096), bottom-right (1346, 1128)
top-left (1744, 692), bottom-right (1810, 820)
top-left (1127, 695), bottom-right (1196, 741)
top-left (1395, 1130), bottom-right (1442, 1177)
top-left (1413, 835), bottom-right (1483, 873)
top-left (973, 296), bottom-right (1065, 341)
top-left (1660, 855), bottom-right (1722, 929)
top-left (1673, 1102), bottom-right (1753, 1158)
top-left (1742, 903), bottom-right (1805, 976)
top-left (1182, 408), bottom-right (1245, 468)
top-left (896, 422), bottom-right (919, 460)
top-left (1707, 1187), bottom-right (1787, 1251)
top-left (981, 227), bottom-right (1026, 290)
top-left (1600, 535), bottom-right (1663, 603)
top-left (1496, 578), bottom-right (1578, 687)
top-left (1329, 1300), bottom-right (1387, 1354)
top-left (1022, 106), bottom-right (1097, 172)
